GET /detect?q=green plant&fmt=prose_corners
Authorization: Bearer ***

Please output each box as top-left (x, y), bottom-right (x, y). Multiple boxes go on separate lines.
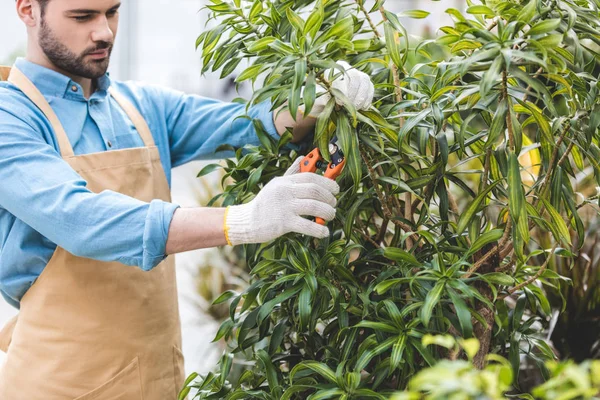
top-left (391, 337), bottom-right (600, 399)
top-left (182, 0), bottom-right (600, 398)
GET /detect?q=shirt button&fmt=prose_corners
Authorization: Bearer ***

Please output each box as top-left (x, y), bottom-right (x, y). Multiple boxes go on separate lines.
top-left (71, 85), bottom-right (78, 92)
top-left (107, 141), bottom-right (113, 148)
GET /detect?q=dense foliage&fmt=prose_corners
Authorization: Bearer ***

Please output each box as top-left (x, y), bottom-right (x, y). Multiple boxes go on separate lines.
top-left (182, 0), bottom-right (600, 398)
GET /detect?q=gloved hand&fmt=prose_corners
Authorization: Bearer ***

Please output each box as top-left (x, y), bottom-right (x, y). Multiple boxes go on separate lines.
top-left (300, 60), bottom-right (375, 118)
top-left (224, 158), bottom-right (340, 245)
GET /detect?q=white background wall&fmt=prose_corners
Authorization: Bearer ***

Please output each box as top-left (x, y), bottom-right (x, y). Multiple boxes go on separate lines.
top-left (0, 0), bottom-right (460, 377)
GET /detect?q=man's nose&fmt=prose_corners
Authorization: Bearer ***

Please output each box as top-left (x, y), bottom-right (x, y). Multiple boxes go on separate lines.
top-left (90, 18), bottom-right (114, 44)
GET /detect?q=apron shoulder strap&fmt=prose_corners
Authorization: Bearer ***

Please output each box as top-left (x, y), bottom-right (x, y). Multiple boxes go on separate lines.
top-left (6, 66), bottom-right (156, 154)
top-left (107, 87), bottom-right (156, 148)
top-left (0, 315), bottom-right (17, 353)
top-left (0, 66), bottom-right (11, 81)
top-left (7, 67), bottom-right (75, 157)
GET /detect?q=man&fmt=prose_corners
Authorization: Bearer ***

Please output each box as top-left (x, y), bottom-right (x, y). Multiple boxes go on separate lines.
top-left (0, 0), bottom-right (374, 398)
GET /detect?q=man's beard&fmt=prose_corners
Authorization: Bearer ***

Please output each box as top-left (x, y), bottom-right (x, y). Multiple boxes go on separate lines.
top-left (39, 19), bottom-right (112, 79)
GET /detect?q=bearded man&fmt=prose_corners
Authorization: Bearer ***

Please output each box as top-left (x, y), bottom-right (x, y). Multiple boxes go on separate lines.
top-left (0, 1), bottom-right (374, 398)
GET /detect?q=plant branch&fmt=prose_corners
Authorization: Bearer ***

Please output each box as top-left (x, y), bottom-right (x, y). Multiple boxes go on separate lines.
top-left (360, 147), bottom-right (419, 245)
top-left (499, 242), bottom-right (558, 299)
top-left (515, 67), bottom-right (544, 120)
top-left (533, 121), bottom-right (570, 209)
top-left (354, 0), bottom-right (381, 38)
top-left (502, 70), bottom-right (515, 150)
top-left (464, 219), bottom-right (512, 278)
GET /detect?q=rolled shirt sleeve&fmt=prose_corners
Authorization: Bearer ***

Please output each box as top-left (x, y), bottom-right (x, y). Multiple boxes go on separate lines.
top-left (0, 108), bottom-right (179, 272)
top-left (140, 83), bottom-right (281, 167)
top-left (141, 199), bottom-right (179, 271)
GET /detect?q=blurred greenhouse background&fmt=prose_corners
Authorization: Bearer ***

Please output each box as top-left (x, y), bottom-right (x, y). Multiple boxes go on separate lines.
top-left (0, 0), bottom-right (460, 375)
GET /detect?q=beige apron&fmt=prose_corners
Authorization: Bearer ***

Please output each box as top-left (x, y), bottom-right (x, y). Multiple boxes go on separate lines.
top-left (0, 66), bottom-right (185, 399)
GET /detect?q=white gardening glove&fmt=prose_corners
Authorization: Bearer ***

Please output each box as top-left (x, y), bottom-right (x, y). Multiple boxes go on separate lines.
top-left (224, 158), bottom-right (340, 245)
top-left (300, 60), bottom-right (375, 118)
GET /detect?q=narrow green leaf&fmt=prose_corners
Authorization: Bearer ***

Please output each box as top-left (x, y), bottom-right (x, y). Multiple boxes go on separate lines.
top-left (308, 389), bottom-right (345, 399)
top-left (236, 64), bottom-right (263, 82)
top-left (354, 321), bottom-right (398, 334)
top-left (257, 286), bottom-right (302, 324)
top-left (289, 59), bottom-right (307, 121)
top-left (420, 280), bottom-right (445, 326)
top-left (355, 336), bottom-right (396, 371)
top-left (537, 34), bottom-right (563, 48)
top-left (247, 36), bottom-right (276, 53)
top-left (315, 98), bottom-right (335, 162)
top-left (528, 19), bottom-right (562, 36)
top-left (304, 4), bottom-right (324, 38)
top-left (177, 386), bottom-right (191, 400)
top-left (398, 108), bottom-right (431, 144)
top-left (467, 5), bottom-right (495, 15)
top-left (508, 152), bottom-right (525, 223)
top-left (384, 21), bottom-right (403, 68)
top-left (466, 229), bottom-right (504, 257)
top-left (248, 0), bottom-right (263, 19)
top-left (291, 361), bottom-right (337, 384)
top-left (303, 70), bottom-right (316, 118)
top-left (384, 247), bottom-right (420, 266)
top-left (480, 56), bottom-right (503, 97)
top-left (447, 288), bottom-right (473, 338)
top-left (456, 180), bottom-right (502, 234)
top-left (509, 102), bottom-right (523, 155)
top-left (269, 39), bottom-right (295, 55)
top-left (286, 8), bottom-right (305, 33)
top-left (197, 163), bottom-right (223, 177)
top-left (256, 349), bottom-right (279, 389)
top-left (540, 197), bottom-right (572, 246)
top-left (382, 300), bottom-right (404, 328)
top-left (397, 10), bottom-right (430, 19)
top-left (323, 15), bottom-right (353, 41)
top-left (212, 290), bottom-right (237, 305)
top-left (390, 334), bottom-right (407, 372)
top-left (486, 99), bottom-right (508, 148)
top-left (336, 113), bottom-right (361, 191)
top-left (298, 285), bottom-right (312, 330)
top-left (518, 0), bottom-right (536, 22)
top-left (269, 321), bottom-right (287, 354)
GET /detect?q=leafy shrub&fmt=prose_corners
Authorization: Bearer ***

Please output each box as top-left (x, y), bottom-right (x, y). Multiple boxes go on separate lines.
top-left (182, 0), bottom-right (600, 398)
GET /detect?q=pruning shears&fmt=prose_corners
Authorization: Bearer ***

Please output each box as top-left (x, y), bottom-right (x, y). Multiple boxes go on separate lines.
top-left (300, 136), bottom-right (346, 225)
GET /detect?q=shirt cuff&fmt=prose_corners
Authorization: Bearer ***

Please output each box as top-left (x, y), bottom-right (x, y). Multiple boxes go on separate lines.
top-left (141, 199), bottom-right (180, 271)
top-left (251, 100), bottom-right (303, 152)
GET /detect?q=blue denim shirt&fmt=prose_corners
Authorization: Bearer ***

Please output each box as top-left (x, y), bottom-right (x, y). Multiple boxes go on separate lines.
top-left (0, 58), bottom-right (279, 309)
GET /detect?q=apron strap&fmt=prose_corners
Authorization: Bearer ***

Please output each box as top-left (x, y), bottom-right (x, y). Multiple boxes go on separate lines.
top-left (0, 315), bottom-right (18, 353)
top-left (7, 67), bottom-right (76, 158)
top-left (0, 66), bottom-right (11, 81)
top-left (6, 66), bottom-right (156, 156)
top-left (107, 87), bottom-right (156, 148)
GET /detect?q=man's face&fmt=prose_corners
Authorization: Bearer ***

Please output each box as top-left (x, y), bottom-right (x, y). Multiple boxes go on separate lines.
top-left (37, 0), bottom-right (120, 79)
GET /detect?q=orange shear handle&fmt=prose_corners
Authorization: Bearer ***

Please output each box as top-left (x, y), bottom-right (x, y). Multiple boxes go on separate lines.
top-left (299, 149), bottom-right (345, 225)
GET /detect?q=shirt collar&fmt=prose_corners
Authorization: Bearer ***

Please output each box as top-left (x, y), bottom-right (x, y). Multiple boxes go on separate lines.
top-left (14, 57), bottom-right (111, 100)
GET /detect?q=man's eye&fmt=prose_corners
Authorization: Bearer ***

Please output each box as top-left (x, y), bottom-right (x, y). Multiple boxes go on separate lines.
top-left (73, 15), bottom-right (91, 21)
top-left (107, 10), bottom-right (118, 17)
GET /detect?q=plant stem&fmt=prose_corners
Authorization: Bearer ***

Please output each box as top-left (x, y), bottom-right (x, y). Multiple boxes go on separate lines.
top-left (354, 0), bottom-right (381, 38)
top-left (502, 70), bottom-right (516, 151)
top-left (499, 242), bottom-right (558, 299)
top-left (360, 147), bottom-right (419, 245)
top-left (479, 148), bottom-right (492, 193)
top-left (464, 219), bottom-right (512, 278)
top-left (533, 121), bottom-right (570, 209)
top-left (515, 67), bottom-right (544, 120)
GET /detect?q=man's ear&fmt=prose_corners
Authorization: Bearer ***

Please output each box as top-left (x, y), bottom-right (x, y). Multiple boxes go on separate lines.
top-left (16, 0), bottom-right (39, 28)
